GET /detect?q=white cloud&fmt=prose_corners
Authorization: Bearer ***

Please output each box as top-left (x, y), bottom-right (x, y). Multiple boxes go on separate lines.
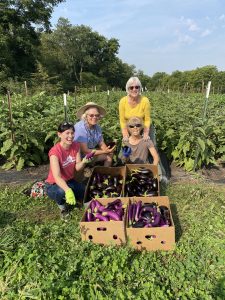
top-left (201, 29), bottom-right (212, 37)
top-left (180, 17), bottom-right (200, 32)
top-left (219, 14), bottom-right (225, 20)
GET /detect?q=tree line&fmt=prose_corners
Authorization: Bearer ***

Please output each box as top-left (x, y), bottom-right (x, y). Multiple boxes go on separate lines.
top-left (1, 0), bottom-right (225, 95)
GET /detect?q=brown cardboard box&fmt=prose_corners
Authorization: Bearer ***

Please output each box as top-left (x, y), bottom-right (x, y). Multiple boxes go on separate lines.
top-left (126, 196), bottom-right (175, 251)
top-left (125, 164), bottom-right (160, 196)
top-left (80, 197), bottom-right (130, 246)
top-left (83, 166), bottom-right (126, 206)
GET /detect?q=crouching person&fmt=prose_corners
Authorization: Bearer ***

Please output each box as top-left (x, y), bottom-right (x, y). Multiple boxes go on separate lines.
top-left (45, 122), bottom-right (93, 219)
top-left (121, 117), bottom-right (159, 165)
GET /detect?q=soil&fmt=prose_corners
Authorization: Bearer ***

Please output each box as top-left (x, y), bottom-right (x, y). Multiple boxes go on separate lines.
top-left (0, 161), bottom-right (224, 186)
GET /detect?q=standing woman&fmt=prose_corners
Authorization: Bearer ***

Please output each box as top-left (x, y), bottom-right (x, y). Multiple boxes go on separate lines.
top-left (45, 122), bottom-right (92, 219)
top-left (119, 76), bottom-right (151, 142)
top-left (119, 77), bottom-right (168, 181)
top-left (74, 102), bottom-right (116, 167)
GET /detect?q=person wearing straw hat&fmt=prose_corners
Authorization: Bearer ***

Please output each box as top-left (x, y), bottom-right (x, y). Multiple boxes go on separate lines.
top-left (74, 102), bottom-right (116, 167)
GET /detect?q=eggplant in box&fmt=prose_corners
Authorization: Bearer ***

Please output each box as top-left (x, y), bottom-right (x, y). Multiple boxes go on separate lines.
top-left (80, 197), bottom-right (130, 246)
top-left (125, 164), bottom-right (159, 197)
top-left (83, 166), bottom-right (126, 206)
top-left (126, 196), bottom-right (175, 251)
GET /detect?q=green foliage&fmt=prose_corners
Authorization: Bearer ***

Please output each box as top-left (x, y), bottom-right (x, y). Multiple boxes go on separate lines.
top-left (0, 183), bottom-right (224, 299)
top-left (0, 91), bottom-right (224, 171)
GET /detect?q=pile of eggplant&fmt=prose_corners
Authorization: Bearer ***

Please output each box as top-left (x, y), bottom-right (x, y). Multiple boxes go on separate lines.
top-left (128, 201), bottom-right (171, 228)
top-left (125, 167), bottom-right (158, 197)
top-left (85, 199), bottom-right (126, 221)
top-left (87, 172), bottom-right (123, 202)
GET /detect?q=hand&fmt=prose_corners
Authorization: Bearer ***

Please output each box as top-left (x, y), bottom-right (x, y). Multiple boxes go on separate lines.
top-left (122, 136), bottom-right (129, 143)
top-left (65, 188), bottom-right (76, 205)
top-left (143, 133), bottom-right (150, 141)
top-left (106, 145), bottom-right (116, 153)
top-left (122, 146), bottom-right (132, 157)
top-left (82, 150), bottom-right (95, 164)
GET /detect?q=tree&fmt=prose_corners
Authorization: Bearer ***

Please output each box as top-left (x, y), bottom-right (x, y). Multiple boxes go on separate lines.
top-left (39, 18), bottom-right (134, 90)
top-left (0, 0), bottom-right (64, 80)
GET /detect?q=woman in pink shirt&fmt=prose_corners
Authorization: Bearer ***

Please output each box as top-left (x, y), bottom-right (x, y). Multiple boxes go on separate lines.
top-left (45, 122), bottom-right (92, 219)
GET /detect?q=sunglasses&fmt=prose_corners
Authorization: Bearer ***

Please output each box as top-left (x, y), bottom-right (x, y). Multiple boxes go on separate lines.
top-left (128, 124), bottom-right (142, 128)
top-left (129, 86), bottom-right (140, 90)
top-left (87, 114), bottom-right (100, 118)
top-left (62, 122), bottom-right (74, 126)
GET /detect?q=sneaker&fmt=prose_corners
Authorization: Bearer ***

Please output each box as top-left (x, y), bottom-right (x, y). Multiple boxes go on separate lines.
top-left (60, 209), bottom-right (71, 220)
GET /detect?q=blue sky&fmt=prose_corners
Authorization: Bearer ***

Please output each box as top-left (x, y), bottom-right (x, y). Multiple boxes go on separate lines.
top-left (51, 0), bottom-right (225, 76)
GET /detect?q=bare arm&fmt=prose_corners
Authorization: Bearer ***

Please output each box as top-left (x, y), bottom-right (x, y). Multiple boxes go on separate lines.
top-left (75, 150), bottom-right (87, 171)
top-left (79, 141), bottom-right (115, 156)
top-left (149, 146), bottom-right (159, 165)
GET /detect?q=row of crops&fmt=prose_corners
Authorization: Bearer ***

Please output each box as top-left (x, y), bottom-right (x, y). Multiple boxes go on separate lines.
top-left (0, 91), bottom-right (225, 171)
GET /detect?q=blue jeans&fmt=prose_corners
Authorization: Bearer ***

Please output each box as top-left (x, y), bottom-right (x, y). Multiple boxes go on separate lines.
top-left (46, 179), bottom-right (85, 205)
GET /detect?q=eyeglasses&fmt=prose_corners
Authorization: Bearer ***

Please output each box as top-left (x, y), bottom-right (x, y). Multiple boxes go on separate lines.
top-left (87, 114), bottom-right (100, 118)
top-left (128, 124), bottom-right (142, 128)
top-left (129, 86), bottom-right (140, 90)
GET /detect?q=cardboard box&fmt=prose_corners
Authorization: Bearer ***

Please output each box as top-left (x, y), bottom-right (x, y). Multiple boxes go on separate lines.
top-left (83, 166), bottom-right (126, 206)
top-left (125, 164), bottom-right (160, 196)
top-left (80, 197), bottom-right (130, 246)
top-left (126, 196), bottom-right (175, 251)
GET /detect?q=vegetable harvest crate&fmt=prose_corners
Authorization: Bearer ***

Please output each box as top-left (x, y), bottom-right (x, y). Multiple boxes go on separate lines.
top-left (83, 166), bottom-right (126, 206)
top-left (80, 197), bottom-right (130, 246)
top-left (126, 196), bottom-right (175, 251)
top-left (125, 164), bottom-right (160, 196)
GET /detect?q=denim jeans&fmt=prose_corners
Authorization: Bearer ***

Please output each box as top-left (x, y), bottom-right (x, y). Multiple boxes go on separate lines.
top-left (46, 179), bottom-right (85, 205)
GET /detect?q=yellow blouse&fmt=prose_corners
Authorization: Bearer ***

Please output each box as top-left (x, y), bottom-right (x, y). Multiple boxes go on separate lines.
top-left (119, 96), bottom-right (151, 129)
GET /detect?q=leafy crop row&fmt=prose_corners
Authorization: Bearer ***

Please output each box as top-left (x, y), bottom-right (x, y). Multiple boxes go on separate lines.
top-left (0, 91), bottom-right (224, 171)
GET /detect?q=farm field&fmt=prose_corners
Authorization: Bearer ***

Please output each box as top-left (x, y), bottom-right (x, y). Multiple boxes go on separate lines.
top-left (1, 91), bottom-right (225, 171)
top-left (0, 180), bottom-right (224, 299)
top-left (0, 91), bottom-right (225, 299)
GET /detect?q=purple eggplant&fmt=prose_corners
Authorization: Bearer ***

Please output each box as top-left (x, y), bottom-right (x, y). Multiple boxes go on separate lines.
top-left (134, 201), bottom-right (142, 222)
top-left (132, 220), bottom-right (146, 228)
top-left (102, 210), bottom-right (121, 221)
top-left (128, 204), bottom-right (134, 226)
top-left (151, 212), bottom-right (161, 227)
top-left (94, 213), bottom-right (109, 221)
top-left (152, 178), bottom-right (158, 191)
top-left (85, 151), bottom-right (95, 160)
top-left (86, 209), bottom-right (95, 221)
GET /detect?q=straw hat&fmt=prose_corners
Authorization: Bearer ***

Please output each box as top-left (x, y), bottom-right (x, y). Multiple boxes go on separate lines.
top-left (76, 102), bottom-right (106, 119)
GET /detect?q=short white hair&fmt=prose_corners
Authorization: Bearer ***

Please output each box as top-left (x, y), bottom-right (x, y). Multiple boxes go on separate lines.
top-left (125, 76), bottom-right (142, 94)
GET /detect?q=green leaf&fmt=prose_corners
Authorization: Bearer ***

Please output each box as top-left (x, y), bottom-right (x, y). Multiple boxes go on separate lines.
top-left (16, 157), bottom-right (25, 171)
top-left (197, 137), bottom-right (205, 152)
top-left (0, 139), bottom-right (13, 154)
top-left (2, 161), bottom-right (15, 170)
top-left (185, 158), bottom-right (195, 171)
top-left (45, 131), bottom-right (56, 142)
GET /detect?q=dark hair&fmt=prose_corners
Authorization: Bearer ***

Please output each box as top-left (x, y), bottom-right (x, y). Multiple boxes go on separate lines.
top-left (57, 122), bottom-right (75, 133)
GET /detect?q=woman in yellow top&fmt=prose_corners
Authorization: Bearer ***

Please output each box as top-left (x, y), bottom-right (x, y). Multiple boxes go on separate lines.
top-left (119, 76), bottom-right (151, 142)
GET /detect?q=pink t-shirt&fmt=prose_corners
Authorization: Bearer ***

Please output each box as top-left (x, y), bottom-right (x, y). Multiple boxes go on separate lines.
top-left (46, 142), bottom-right (80, 184)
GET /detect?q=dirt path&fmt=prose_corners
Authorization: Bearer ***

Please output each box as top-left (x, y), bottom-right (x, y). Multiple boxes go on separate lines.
top-left (0, 162), bottom-right (224, 186)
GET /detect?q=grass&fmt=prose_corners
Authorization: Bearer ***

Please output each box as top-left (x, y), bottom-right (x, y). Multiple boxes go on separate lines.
top-left (0, 181), bottom-right (225, 299)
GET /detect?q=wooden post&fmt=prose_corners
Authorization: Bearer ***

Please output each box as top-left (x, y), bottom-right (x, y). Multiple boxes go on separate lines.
top-left (74, 85), bottom-right (77, 108)
top-left (7, 91), bottom-right (15, 142)
top-left (24, 81), bottom-right (28, 96)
